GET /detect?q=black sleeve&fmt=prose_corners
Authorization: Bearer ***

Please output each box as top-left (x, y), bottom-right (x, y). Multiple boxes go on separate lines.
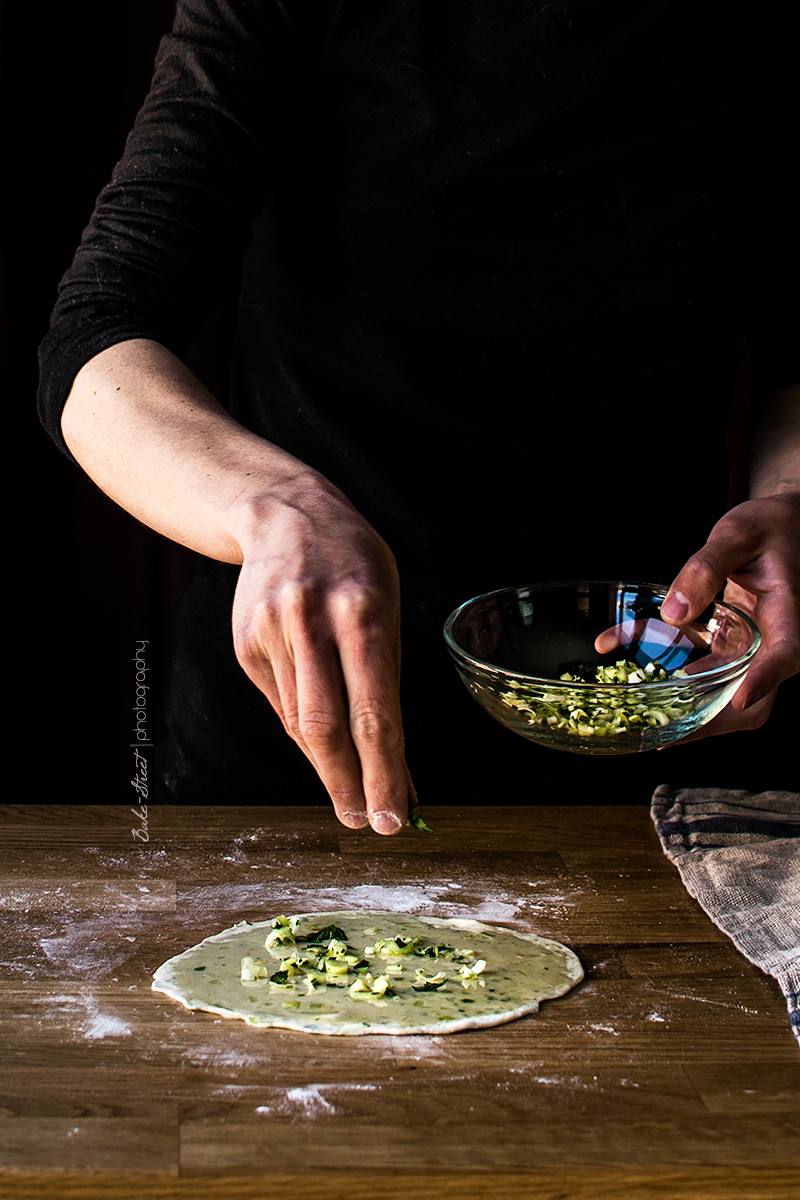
top-left (37, 0), bottom-right (332, 458)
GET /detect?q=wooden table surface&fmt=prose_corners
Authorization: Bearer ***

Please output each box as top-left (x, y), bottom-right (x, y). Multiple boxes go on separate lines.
top-left (1, 803), bottom-right (798, 1200)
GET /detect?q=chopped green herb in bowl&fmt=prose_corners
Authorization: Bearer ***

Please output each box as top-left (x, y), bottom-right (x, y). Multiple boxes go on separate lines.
top-left (444, 581), bottom-right (759, 755)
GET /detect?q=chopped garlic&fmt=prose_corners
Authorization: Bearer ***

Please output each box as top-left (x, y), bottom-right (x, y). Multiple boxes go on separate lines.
top-left (458, 960), bottom-right (486, 981)
top-left (240, 956), bottom-right (269, 982)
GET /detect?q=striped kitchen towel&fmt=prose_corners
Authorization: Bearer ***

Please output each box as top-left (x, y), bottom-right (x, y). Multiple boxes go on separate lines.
top-left (651, 785), bottom-right (800, 1047)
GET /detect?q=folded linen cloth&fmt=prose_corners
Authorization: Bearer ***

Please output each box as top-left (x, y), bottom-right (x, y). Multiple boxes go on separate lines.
top-left (651, 784), bottom-right (800, 1047)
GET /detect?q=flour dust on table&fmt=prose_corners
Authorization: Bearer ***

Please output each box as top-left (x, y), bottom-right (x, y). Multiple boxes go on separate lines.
top-left (151, 910), bottom-right (584, 1035)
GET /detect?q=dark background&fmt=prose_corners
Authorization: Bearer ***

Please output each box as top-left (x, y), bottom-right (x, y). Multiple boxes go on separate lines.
top-left (2, 1), bottom-right (182, 797)
top-left (2, 2), bottom-right (796, 802)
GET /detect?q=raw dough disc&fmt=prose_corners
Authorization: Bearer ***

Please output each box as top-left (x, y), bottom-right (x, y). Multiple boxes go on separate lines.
top-left (152, 910), bottom-right (583, 1035)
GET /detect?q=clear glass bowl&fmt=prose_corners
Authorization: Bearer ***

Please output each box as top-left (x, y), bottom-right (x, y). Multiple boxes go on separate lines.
top-left (443, 580), bottom-right (760, 755)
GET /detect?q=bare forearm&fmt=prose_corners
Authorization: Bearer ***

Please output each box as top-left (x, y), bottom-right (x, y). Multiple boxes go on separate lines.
top-left (61, 337), bottom-right (412, 831)
top-left (60, 338), bottom-right (327, 561)
top-left (749, 383), bottom-right (800, 500)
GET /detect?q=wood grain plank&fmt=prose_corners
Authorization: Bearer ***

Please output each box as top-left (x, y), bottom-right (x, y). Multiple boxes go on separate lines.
top-left (2, 804), bottom-right (798, 1192)
top-left (682, 1063), bottom-right (800, 1115)
top-left (178, 1112), bottom-right (800, 1171)
top-left (337, 805), bottom-right (657, 856)
top-left (1, 1168), bottom-right (799, 1200)
top-left (0, 1117), bottom-right (177, 1171)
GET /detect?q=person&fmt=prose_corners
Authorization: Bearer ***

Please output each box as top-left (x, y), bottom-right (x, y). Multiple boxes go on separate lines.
top-left (38, 1), bottom-right (800, 831)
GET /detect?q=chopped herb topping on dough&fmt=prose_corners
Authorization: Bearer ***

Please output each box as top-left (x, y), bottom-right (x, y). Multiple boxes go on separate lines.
top-left (242, 917), bottom-right (483, 999)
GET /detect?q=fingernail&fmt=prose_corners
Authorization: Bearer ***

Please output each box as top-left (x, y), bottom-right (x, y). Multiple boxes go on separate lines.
top-left (371, 810), bottom-right (403, 835)
top-left (661, 591), bottom-right (690, 624)
top-left (341, 811), bottom-right (369, 829)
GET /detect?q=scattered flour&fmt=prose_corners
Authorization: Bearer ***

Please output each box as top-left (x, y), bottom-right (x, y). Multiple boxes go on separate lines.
top-left (320, 883), bottom-right (521, 924)
top-left (254, 1083), bottom-right (379, 1119)
top-left (655, 989), bottom-right (761, 1015)
top-left (532, 1075), bottom-right (600, 1090)
top-left (360, 1034), bottom-right (448, 1060)
top-left (39, 912), bottom-right (151, 977)
top-left (40, 993), bottom-right (131, 1040)
top-left (0, 878), bottom-right (174, 913)
top-left (84, 1009), bottom-right (132, 1039)
top-left (174, 880), bottom-right (526, 928)
top-left (182, 1045), bottom-right (265, 1070)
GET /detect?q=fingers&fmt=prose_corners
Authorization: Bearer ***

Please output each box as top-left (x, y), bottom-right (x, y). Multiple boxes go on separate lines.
top-left (593, 618), bottom-right (705, 659)
top-left (728, 587), bottom-right (800, 709)
top-left (661, 556), bottom-right (728, 628)
top-left (335, 591), bottom-right (407, 834)
top-left (281, 628), bottom-right (371, 829)
top-left (664, 689), bottom-right (777, 744)
top-left (233, 568), bottom-right (411, 835)
top-left (593, 627), bottom-right (623, 654)
top-left (289, 589), bottom-right (408, 833)
top-left (661, 509), bottom-right (763, 627)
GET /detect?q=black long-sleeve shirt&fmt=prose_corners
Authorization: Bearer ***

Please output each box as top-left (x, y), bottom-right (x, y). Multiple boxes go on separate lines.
top-left (38, 1), bottom-right (799, 800)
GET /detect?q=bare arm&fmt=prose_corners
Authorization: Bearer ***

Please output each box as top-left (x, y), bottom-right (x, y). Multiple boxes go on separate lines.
top-left (748, 384), bottom-right (800, 501)
top-left (62, 337), bottom-right (413, 832)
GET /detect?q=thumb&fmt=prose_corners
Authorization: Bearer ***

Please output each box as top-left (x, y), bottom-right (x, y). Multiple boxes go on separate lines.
top-left (660, 509), bottom-right (764, 626)
top-left (660, 551), bottom-right (730, 627)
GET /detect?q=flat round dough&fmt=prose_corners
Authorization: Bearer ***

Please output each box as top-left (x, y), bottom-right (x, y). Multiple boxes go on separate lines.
top-left (151, 910), bottom-right (583, 1035)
